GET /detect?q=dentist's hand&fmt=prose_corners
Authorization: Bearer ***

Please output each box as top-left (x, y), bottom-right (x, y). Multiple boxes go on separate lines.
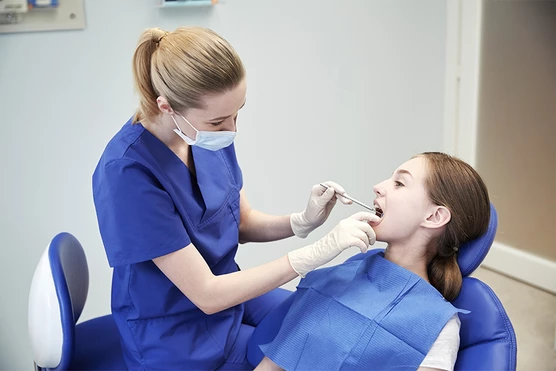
top-left (288, 212), bottom-right (380, 277)
top-left (290, 181), bottom-right (352, 238)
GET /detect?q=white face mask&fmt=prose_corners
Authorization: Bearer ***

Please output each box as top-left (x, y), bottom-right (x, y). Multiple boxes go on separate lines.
top-left (170, 113), bottom-right (236, 151)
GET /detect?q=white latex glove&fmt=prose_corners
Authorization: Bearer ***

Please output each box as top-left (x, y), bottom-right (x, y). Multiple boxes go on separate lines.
top-left (290, 181), bottom-right (352, 238)
top-left (288, 212), bottom-right (380, 277)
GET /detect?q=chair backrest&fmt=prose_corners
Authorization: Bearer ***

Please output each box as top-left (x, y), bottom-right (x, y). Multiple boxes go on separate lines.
top-left (450, 205), bottom-right (517, 370)
top-left (453, 277), bottom-right (517, 370)
top-left (457, 203), bottom-right (498, 277)
top-left (28, 232), bottom-right (89, 371)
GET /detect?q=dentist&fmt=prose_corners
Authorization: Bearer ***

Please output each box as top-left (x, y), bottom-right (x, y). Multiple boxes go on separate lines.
top-left (92, 27), bottom-right (378, 370)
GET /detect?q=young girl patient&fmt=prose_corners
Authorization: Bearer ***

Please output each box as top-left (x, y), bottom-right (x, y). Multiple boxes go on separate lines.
top-left (252, 152), bottom-right (491, 371)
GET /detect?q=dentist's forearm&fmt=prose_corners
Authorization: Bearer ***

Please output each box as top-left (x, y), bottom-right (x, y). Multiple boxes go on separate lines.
top-left (239, 209), bottom-right (294, 243)
top-left (204, 255), bottom-right (297, 314)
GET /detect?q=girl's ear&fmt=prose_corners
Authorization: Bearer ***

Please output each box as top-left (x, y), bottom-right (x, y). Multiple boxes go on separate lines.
top-left (422, 206), bottom-right (451, 229)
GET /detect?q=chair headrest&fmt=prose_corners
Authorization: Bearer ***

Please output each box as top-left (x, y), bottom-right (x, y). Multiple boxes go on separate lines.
top-left (29, 232), bottom-right (89, 370)
top-left (457, 203), bottom-right (498, 277)
top-left (48, 232), bottom-right (89, 322)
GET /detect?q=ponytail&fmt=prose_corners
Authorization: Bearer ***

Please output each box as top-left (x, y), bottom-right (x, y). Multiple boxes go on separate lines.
top-left (132, 28), bottom-right (167, 124)
top-left (130, 27), bottom-right (245, 125)
top-left (427, 253), bottom-right (462, 301)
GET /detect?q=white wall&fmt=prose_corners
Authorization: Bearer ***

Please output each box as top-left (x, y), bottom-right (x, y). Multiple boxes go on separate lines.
top-left (0, 0), bottom-right (447, 368)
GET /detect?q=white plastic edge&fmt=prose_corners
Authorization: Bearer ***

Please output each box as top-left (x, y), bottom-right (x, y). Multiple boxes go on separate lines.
top-left (28, 243), bottom-right (63, 368)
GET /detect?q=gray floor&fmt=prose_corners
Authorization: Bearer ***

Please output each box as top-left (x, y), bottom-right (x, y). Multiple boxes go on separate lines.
top-left (472, 267), bottom-right (556, 371)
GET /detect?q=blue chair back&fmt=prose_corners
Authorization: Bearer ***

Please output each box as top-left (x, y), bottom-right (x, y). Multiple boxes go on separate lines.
top-left (452, 205), bottom-right (517, 370)
top-left (29, 232), bottom-right (126, 371)
top-left (29, 232), bottom-right (89, 371)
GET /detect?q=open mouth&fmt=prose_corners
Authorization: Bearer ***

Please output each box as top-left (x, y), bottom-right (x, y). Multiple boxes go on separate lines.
top-left (375, 206), bottom-right (384, 218)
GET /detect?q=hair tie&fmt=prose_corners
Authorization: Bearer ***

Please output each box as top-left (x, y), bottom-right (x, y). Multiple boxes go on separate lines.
top-left (156, 32), bottom-right (169, 45)
top-left (453, 246), bottom-right (459, 252)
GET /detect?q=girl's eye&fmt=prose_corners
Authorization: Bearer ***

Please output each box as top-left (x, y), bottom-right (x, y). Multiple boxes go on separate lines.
top-left (394, 181), bottom-right (405, 187)
top-left (210, 121), bottom-right (224, 126)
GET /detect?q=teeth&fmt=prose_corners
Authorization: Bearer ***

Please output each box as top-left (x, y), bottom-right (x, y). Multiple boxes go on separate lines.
top-left (375, 207), bottom-right (384, 218)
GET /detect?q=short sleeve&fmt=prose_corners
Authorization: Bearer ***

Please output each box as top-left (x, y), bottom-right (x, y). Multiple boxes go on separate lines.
top-left (93, 158), bottom-right (191, 267)
top-left (419, 314), bottom-right (461, 371)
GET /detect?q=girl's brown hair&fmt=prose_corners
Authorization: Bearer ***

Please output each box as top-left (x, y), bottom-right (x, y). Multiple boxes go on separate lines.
top-left (418, 152), bottom-right (490, 301)
top-left (131, 27), bottom-right (245, 124)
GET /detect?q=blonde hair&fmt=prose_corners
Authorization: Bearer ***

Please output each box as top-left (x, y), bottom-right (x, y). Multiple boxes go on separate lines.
top-left (132, 27), bottom-right (245, 124)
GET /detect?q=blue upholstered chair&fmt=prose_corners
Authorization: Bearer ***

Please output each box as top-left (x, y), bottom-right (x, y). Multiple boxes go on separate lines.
top-left (28, 232), bottom-right (126, 371)
top-left (248, 204), bottom-right (517, 370)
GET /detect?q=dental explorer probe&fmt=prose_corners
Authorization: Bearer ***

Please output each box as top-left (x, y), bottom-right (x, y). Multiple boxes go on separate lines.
top-left (319, 183), bottom-right (377, 214)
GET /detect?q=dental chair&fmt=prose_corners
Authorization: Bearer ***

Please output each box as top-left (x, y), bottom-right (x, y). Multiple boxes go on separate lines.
top-left (247, 204), bottom-right (517, 370)
top-left (28, 232), bottom-right (126, 371)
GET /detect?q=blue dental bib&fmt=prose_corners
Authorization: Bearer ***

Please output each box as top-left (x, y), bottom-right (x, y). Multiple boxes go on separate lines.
top-left (255, 253), bottom-right (467, 371)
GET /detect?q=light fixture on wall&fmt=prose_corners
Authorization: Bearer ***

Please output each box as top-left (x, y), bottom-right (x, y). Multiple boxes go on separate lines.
top-left (158, 0), bottom-right (218, 7)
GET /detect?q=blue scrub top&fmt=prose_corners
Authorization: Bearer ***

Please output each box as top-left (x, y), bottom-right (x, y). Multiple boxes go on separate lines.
top-left (92, 119), bottom-right (244, 370)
